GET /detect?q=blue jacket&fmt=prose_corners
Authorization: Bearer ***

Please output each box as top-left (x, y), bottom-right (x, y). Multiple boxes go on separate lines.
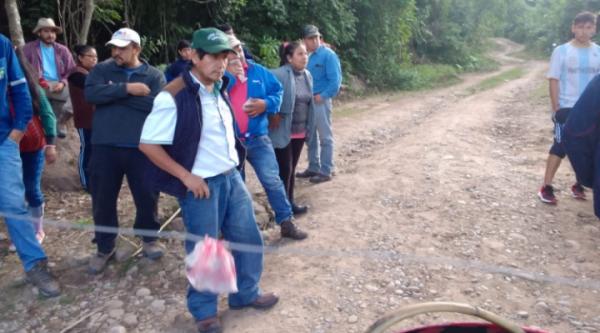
top-left (0, 34), bottom-right (32, 143)
top-left (225, 60), bottom-right (283, 138)
top-left (85, 59), bottom-right (165, 145)
top-left (164, 58), bottom-right (191, 83)
top-left (563, 74), bottom-right (600, 217)
top-left (307, 45), bottom-right (342, 99)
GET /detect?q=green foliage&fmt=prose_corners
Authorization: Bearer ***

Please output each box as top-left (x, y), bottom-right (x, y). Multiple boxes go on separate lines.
top-left (255, 36), bottom-right (281, 69)
top-left (8, 0), bottom-right (593, 93)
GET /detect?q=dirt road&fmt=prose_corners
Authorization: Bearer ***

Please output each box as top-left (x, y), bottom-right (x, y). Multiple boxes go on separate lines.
top-left (1, 39), bottom-right (599, 332)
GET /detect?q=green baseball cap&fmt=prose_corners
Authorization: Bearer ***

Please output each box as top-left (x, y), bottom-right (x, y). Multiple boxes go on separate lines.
top-left (191, 28), bottom-right (235, 54)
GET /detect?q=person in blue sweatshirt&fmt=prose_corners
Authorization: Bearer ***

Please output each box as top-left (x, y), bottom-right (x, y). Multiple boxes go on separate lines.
top-left (164, 39), bottom-right (192, 82)
top-left (0, 33), bottom-right (60, 297)
top-left (296, 24), bottom-right (342, 184)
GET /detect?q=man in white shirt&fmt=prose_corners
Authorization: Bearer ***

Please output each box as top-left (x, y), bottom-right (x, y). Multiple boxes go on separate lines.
top-left (139, 28), bottom-right (278, 333)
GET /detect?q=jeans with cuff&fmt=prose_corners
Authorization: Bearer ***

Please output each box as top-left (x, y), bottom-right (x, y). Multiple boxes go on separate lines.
top-left (307, 98), bottom-right (334, 176)
top-left (178, 169), bottom-right (263, 321)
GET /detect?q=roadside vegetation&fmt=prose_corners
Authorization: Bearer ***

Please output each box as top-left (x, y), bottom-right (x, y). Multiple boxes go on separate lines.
top-left (2, 0), bottom-right (600, 93)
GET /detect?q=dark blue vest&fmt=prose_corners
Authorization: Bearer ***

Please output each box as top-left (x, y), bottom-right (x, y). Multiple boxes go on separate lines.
top-left (147, 71), bottom-right (245, 197)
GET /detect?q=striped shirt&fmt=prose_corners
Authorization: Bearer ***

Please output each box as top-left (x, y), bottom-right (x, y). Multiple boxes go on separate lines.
top-left (548, 42), bottom-right (600, 108)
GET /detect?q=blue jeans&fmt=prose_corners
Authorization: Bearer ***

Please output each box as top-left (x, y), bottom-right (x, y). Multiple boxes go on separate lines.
top-left (307, 98), bottom-right (335, 176)
top-left (0, 138), bottom-right (46, 271)
top-left (21, 149), bottom-right (45, 208)
top-left (245, 135), bottom-right (293, 224)
top-left (178, 169), bottom-right (263, 321)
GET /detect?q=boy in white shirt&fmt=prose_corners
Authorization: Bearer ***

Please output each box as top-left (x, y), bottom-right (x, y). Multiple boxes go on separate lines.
top-left (538, 11), bottom-right (600, 205)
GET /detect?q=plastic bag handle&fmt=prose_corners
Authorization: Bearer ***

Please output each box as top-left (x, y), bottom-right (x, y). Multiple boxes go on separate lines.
top-left (366, 302), bottom-right (525, 333)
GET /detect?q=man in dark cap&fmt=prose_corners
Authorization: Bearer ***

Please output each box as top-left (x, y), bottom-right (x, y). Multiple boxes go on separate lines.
top-left (296, 24), bottom-right (342, 184)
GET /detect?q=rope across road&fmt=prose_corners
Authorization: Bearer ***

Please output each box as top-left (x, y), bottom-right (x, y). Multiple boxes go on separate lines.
top-left (1, 210), bottom-right (600, 291)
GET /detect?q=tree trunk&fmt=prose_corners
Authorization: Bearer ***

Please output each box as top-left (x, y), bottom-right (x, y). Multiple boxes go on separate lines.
top-left (79, 0), bottom-right (95, 44)
top-left (4, 0), bottom-right (25, 46)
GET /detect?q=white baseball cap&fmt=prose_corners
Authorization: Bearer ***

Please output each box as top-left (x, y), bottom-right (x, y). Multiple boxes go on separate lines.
top-left (106, 28), bottom-right (141, 47)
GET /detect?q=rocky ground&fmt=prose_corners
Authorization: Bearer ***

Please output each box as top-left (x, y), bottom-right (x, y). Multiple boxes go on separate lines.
top-left (1, 39), bottom-right (600, 332)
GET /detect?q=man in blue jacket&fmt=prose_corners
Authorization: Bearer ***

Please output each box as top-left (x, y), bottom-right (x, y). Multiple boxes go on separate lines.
top-left (84, 28), bottom-right (166, 274)
top-left (296, 24), bottom-right (342, 184)
top-left (0, 33), bottom-right (60, 297)
top-left (225, 35), bottom-right (307, 240)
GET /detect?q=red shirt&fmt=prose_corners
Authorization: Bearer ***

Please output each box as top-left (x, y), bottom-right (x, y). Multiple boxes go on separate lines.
top-left (229, 64), bottom-right (249, 135)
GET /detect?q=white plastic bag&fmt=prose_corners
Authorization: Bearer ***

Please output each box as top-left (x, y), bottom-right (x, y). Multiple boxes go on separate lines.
top-left (185, 236), bottom-right (238, 294)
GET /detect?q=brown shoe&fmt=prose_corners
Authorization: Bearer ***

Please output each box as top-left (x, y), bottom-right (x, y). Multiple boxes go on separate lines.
top-left (196, 317), bottom-right (222, 333)
top-left (280, 220), bottom-right (308, 240)
top-left (230, 292), bottom-right (279, 310)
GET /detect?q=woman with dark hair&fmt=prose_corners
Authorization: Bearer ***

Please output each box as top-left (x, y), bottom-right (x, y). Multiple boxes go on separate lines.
top-left (68, 44), bottom-right (97, 192)
top-left (269, 41), bottom-right (314, 215)
top-left (164, 40), bottom-right (192, 82)
top-left (14, 47), bottom-right (57, 244)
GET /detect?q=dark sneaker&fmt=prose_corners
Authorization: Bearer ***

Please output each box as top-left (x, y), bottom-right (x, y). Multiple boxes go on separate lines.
top-left (296, 169), bottom-right (319, 178)
top-left (196, 317), bottom-right (222, 333)
top-left (538, 185), bottom-right (557, 205)
top-left (571, 183), bottom-right (586, 200)
top-left (88, 250), bottom-right (115, 275)
top-left (26, 260), bottom-right (60, 297)
top-left (280, 220), bottom-right (308, 240)
top-left (309, 174), bottom-right (332, 184)
top-left (292, 204), bottom-right (308, 216)
top-left (142, 241), bottom-right (165, 260)
top-left (230, 292), bottom-right (279, 310)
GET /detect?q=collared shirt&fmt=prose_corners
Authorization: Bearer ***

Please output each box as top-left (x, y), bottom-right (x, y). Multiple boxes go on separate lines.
top-left (548, 42), bottom-right (600, 108)
top-left (307, 45), bottom-right (342, 99)
top-left (140, 71), bottom-right (238, 178)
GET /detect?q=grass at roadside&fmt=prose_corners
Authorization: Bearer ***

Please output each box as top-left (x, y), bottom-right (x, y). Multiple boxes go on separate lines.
top-left (466, 67), bottom-right (525, 95)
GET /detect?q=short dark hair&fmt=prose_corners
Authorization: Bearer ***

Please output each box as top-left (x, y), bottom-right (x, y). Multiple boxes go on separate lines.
top-left (574, 11), bottom-right (597, 25)
top-left (194, 48), bottom-right (208, 60)
top-left (216, 23), bottom-right (233, 34)
top-left (74, 44), bottom-right (95, 57)
top-left (177, 39), bottom-right (191, 51)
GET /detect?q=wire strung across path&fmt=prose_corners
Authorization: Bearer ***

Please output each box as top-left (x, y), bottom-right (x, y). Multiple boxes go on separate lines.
top-left (2, 211), bottom-right (600, 291)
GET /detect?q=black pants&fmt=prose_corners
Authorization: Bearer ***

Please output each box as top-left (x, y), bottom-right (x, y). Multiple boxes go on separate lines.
top-left (274, 138), bottom-right (305, 205)
top-left (90, 145), bottom-right (160, 254)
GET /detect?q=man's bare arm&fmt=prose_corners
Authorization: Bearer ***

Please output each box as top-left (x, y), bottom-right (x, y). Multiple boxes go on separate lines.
top-left (549, 78), bottom-right (560, 112)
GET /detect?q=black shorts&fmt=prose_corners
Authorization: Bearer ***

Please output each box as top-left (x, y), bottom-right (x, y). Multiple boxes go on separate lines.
top-left (549, 108), bottom-right (571, 158)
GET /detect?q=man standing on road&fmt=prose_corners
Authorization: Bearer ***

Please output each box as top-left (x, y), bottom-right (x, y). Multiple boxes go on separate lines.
top-left (296, 24), bottom-right (342, 184)
top-left (225, 35), bottom-right (308, 240)
top-left (0, 33), bottom-right (60, 297)
top-left (23, 18), bottom-right (76, 138)
top-left (139, 27), bottom-right (279, 333)
top-left (84, 28), bottom-right (166, 274)
top-left (538, 11), bottom-right (600, 205)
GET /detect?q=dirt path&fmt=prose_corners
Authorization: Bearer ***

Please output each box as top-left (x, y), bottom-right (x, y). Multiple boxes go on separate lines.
top-left (2, 39), bottom-right (600, 333)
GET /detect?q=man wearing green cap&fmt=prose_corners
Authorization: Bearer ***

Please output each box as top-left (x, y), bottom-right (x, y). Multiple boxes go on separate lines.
top-left (139, 28), bottom-right (278, 333)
